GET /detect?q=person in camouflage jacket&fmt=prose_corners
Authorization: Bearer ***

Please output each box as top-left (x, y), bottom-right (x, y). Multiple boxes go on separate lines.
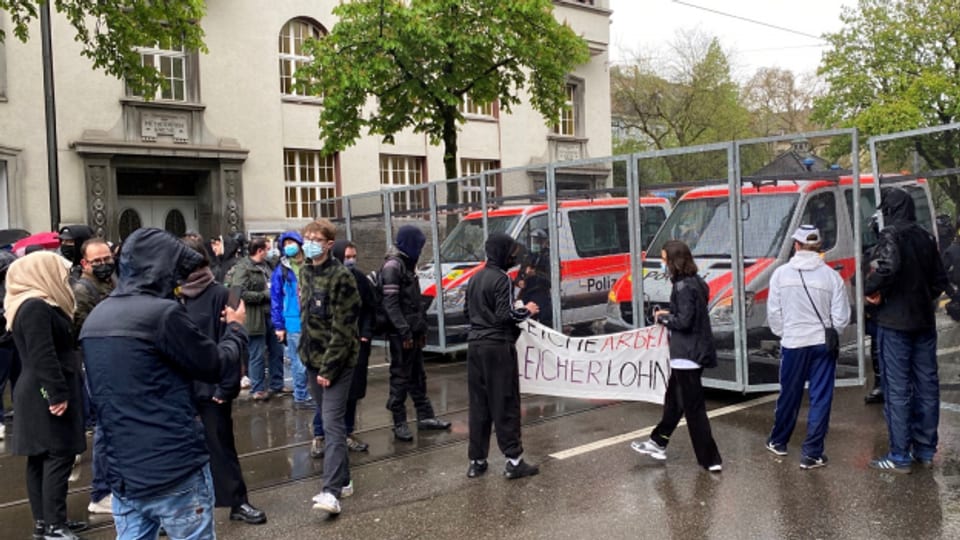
top-left (297, 219), bottom-right (359, 515)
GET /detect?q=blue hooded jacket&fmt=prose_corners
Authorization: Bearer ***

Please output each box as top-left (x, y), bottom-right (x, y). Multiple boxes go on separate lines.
top-left (270, 230), bottom-right (303, 333)
top-left (81, 229), bottom-right (247, 499)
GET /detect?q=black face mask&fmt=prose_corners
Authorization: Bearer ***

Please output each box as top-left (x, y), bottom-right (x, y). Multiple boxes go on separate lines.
top-left (61, 245), bottom-right (76, 263)
top-left (92, 263), bottom-right (115, 282)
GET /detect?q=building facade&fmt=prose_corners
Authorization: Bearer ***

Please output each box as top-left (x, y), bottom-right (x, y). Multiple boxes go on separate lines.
top-left (0, 0), bottom-right (612, 240)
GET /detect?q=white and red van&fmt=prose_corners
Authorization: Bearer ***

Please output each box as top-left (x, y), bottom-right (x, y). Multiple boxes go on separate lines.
top-left (604, 176), bottom-right (936, 346)
top-left (419, 196), bottom-right (672, 347)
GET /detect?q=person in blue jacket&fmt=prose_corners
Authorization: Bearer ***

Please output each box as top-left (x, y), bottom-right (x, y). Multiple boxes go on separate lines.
top-left (271, 231), bottom-right (309, 407)
top-left (81, 229), bottom-right (247, 540)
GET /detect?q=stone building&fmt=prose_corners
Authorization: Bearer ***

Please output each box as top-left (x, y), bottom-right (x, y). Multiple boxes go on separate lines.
top-left (0, 0), bottom-right (612, 240)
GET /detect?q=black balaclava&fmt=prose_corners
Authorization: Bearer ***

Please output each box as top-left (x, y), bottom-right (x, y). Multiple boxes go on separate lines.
top-left (396, 225), bottom-right (426, 265)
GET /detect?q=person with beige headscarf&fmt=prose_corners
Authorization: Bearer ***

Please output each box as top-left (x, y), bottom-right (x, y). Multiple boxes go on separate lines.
top-left (5, 251), bottom-right (86, 540)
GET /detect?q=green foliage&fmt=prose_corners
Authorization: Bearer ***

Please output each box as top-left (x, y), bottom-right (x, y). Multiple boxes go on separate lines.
top-left (0, 0), bottom-right (206, 97)
top-left (812, 0), bottom-right (960, 206)
top-left (296, 0), bottom-right (589, 180)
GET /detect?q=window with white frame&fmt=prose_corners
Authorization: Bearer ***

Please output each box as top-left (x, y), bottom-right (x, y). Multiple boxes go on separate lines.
top-left (279, 19), bottom-right (325, 96)
top-left (284, 149), bottom-right (338, 219)
top-left (460, 159), bottom-right (500, 205)
top-left (0, 161), bottom-right (8, 228)
top-left (461, 94), bottom-right (494, 117)
top-left (380, 154), bottom-right (425, 214)
top-left (552, 83), bottom-right (578, 136)
top-left (128, 42), bottom-right (189, 101)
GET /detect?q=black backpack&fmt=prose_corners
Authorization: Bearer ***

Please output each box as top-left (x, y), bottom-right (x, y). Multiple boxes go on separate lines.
top-left (366, 269), bottom-right (390, 336)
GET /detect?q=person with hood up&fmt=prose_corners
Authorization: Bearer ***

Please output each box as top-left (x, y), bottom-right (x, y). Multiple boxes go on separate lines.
top-left (297, 219), bottom-right (359, 515)
top-left (180, 236), bottom-right (265, 526)
top-left (864, 187), bottom-right (950, 474)
top-left (631, 240), bottom-right (724, 473)
top-left (0, 250), bottom-right (20, 441)
top-left (763, 226), bottom-right (849, 470)
top-left (270, 231), bottom-right (310, 408)
top-left (464, 232), bottom-right (540, 479)
top-left (332, 240), bottom-right (376, 453)
top-left (5, 251), bottom-right (86, 540)
top-left (381, 225), bottom-right (451, 442)
top-left (81, 228), bottom-right (247, 539)
top-left (57, 225), bottom-right (94, 281)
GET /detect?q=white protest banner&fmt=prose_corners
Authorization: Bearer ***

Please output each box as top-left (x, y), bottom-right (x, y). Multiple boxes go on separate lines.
top-left (516, 319), bottom-right (670, 404)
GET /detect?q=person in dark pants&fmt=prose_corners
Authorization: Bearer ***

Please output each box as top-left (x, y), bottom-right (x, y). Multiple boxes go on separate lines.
top-left (299, 219), bottom-right (361, 515)
top-left (332, 240), bottom-right (375, 453)
top-left (465, 232), bottom-right (540, 479)
top-left (865, 188), bottom-right (951, 473)
top-left (180, 237), bottom-right (266, 525)
top-left (863, 215), bottom-right (884, 404)
top-left (0, 249), bottom-right (20, 440)
top-left (631, 240), bottom-right (723, 473)
top-left (6, 251), bottom-right (86, 540)
top-left (381, 225), bottom-right (450, 441)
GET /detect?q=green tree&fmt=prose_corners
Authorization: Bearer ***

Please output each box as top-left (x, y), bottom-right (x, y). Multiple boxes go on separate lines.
top-left (297, 0), bottom-right (590, 209)
top-left (0, 0), bottom-right (206, 96)
top-left (610, 34), bottom-right (755, 184)
top-left (812, 0), bottom-right (960, 206)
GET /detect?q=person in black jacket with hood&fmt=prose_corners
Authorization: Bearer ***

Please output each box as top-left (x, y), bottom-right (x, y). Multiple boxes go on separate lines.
top-left (57, 225), bottom-right (94, 281)
top-left (0, 250), bottom-right (20, 438)
top-left (180, 236), bottom-right (265, 525)
top-left (864, 187), bottom-right (950, 473)
top-left (631, 240), bottom-right (722, 473)
top-left (81, 228), bottom-right (247, 539)
top-left (464, 232), bottom-right (540, 479)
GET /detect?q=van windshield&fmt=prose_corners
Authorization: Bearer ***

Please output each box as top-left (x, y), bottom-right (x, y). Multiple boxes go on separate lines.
top-left (648, 193), bottom-right (800, 259)
top-left (439, 215), bottom-right (520, 262)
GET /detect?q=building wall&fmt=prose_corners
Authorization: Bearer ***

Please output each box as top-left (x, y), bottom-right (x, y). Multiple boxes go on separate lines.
top-left (0, 0), bottom-right (611, 237)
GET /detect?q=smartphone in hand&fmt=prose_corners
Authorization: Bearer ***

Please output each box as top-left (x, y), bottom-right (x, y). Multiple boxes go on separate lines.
top-left (227, 287), bottom-right (243, 310)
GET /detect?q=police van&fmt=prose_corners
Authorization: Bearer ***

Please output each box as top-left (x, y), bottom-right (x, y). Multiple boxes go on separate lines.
top-left (604, 176), bottom-right (936, 347)
top-left (419, 196), bottom-right (672, 347)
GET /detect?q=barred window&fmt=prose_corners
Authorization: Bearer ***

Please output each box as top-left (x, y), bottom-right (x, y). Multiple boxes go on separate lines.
top-left (284, 149), bottom-right (338, 219)
top-left (380, 155), bottom-right (425, 214)
top-left (460, 159), bottom-right (500, 205)
top-left (279, 19), bottom-right (325, 96)
top-left (128, 43), bottom-right (188, 101)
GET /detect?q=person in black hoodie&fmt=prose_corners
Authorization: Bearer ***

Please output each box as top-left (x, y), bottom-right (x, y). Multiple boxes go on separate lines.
top-left (381, 225), bottom-right (451, 441)
top-left (0, 250), bottom-right (20, 439)
top-left (864, 187), bottom-right (950, 473)
top-left (81, 228), bottom-right (247, 539)
top-left (57, 225), bottom-right (94, 281)
top-left (180, 236), bottom-right (265, 525)
top-left (464, 232), bottom-right (540, 479)
top-left (332, 240), bottom-right (376, 453)
top-left (631, 240), bottom-right (722, 473)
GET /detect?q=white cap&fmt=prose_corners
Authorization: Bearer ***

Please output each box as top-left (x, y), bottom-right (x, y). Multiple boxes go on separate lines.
top-left (791, 225), bottom-right (821, 245)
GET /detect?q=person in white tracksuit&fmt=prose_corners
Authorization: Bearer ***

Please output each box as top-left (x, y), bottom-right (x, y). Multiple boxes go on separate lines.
top-left (765, 225), bottom-right (850, 470)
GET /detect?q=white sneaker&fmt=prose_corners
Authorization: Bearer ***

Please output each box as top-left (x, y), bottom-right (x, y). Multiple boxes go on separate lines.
top-left (341, 480), bottom-right (354, 498)
top-left (0, 423), bottom-right (5, 440)
top-left (631, 439), bottom-right (667, 460)
top-left (708, 464), bottom-right (722, 473)
top-left (68, 454), bottom-right (82, 482)
top-left (87, 494), bottom-right (113, 514)
top-left (240, 376), bottom-right (251, 390)
top-left (312, 492), bottom-right (341, 514)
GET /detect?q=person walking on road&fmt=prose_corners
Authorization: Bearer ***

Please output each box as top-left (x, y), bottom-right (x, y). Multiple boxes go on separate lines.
top-left (632, 240), bottom-right (723, 473)
top-left (765, 226), bottom-right (850, 470)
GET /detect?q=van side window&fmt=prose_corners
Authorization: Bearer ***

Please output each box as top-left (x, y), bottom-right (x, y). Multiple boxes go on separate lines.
top-left (517, 214), bottom-right (549, 251)
top-left (843, 189), bottom-right (878, 250)
top-left (569, 208), bottom-right (629, 257)
top-left (904, 185), bottom-right (935, 234)
top-left (800, 192), bottom-right (837, 251)
top-left (641, 206), bottom-right (667, 250)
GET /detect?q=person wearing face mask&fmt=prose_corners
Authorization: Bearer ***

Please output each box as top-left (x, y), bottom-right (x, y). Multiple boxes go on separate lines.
top-left (465, 232), bottom-right (540, 479)
top-left (68, 239), bottom-right (118, 517)
top-left (381, 225), bottom-right (451, 442)
top-left (81, 228), bottom-right (247, 539)
top-left (270, 231), bottom-right (312, 410)
top-left (57, 225), bottom-right (94, 282)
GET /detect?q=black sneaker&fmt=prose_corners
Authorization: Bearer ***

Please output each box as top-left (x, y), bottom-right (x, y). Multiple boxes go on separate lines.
top-left (467, 460), bottom-right (488, 478)
top-left (800, 455), bottom-right (828, 470)
top-left (43, 525), bottom-right (81, 540)
top-left (393, 423), bottom-right (414, 442)
top-left (417, 417), bottom-right (451, 431)
top-left (346, 436), bottom-right (369, 452)
top-left (765, 441), bottom-right (788, 456)
top-left (230, 503), bottom-right (267, 525)
top-left (864, 387), bottom-right (884, 404)
top-left (504, 459), bottom-right (539, 479)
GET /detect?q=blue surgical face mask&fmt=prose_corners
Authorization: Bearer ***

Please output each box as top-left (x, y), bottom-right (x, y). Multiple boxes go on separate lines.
top-left (283, 244), bottom-right (300, 258)
top-left (303, 240), bottom-right (324, 259)
top-left (659, 261), bottom-right (669, 275)
top-left (344, 258), bottom-right (357, 268)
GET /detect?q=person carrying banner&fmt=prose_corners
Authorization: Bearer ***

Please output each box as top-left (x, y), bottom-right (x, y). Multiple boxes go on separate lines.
top-left (464, 232), bottom-right (540, 479)
top-left (631, 240), bottom-right (722, 473)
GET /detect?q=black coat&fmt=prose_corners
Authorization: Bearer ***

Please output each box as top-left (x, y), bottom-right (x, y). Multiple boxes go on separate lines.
top-left (380, 247), bottom-right (427, 340)
top-left (465, 232), bottom-right (530, 343)
top-left (182, 283), bottom-right (243, 403)
top-left (864, 188), bottom-right (951, 331)
top-left (11, 299), bottom-right (86, 456)
top-left (657, 274), bottom-right (717, 368)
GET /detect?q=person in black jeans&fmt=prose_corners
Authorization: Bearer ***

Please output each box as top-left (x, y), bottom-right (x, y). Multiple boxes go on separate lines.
top-left (381, 225), bottom-right (450, 441)
top-left (631, 240), bottom-right (722, 472)
top-left (0, 249), bottom-right (20, 440)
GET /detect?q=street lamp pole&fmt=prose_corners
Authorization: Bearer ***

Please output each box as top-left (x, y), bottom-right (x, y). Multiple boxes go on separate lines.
top-left (40, 0), bottom-right (61, 231)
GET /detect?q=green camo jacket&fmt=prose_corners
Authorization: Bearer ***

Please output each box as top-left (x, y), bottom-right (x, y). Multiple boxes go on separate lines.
top-left (298, 256), bottom-right (360, 382)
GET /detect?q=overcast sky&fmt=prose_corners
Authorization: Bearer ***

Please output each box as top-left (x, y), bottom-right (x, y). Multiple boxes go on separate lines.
top-left (608, 0), bottom-right (850, 80)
